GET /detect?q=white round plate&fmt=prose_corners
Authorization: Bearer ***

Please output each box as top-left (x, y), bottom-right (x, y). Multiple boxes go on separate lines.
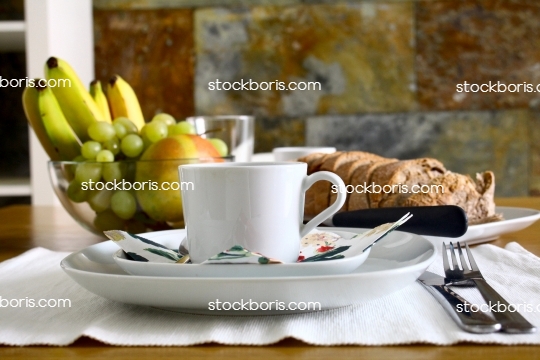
top-left (424, 206), bottom-right (540, 245)
top-left (61, 227), bottom-right (435, 315)
top-left (112, 229), bottom-right (371, 277)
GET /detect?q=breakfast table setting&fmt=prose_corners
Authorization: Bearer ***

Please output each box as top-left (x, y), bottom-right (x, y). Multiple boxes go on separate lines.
top-left (2, 56), bottom-right (540, 359)
top-left (1, 197), bottom-right (540, 359)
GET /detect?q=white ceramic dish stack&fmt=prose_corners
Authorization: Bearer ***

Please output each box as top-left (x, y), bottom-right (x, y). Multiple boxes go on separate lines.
top-left (61, 227), bottom-right (436, 315)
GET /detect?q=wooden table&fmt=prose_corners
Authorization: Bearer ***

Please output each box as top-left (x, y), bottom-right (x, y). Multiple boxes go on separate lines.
top-left (0, 198), bottom-right (539, 359)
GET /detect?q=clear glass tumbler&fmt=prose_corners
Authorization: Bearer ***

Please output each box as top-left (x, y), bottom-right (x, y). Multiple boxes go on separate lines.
top-left (187, 115), bottom-right (254, 162)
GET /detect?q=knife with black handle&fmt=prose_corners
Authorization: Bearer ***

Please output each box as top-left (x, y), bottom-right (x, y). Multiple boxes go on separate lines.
top-left (326, 205), bottom-right (468, 237)
top-left (418, 271), bottom-right (501, 333)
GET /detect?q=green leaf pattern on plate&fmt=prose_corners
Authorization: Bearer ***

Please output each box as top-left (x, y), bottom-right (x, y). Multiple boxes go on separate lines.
top-left (144, 248), bottom-right (181, 262)
top-left (301, 246), bottom-right (351, 262)
top-left (104, 230), bottom-right (185, 264)
top-left (203, 245), bottom-right (282, 264)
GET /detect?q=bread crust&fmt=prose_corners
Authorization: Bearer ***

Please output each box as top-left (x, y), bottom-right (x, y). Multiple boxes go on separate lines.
top-left (304, 152), bottom-right (342, 217)
top-left (310, 152), bottom-right (346, 216)
top-left (348, 159), bottom-right (397, 210)
top-left (309, 152), bottom-right (336, 174)
top-left (395, 171), bottom-right (500, 224)
top-left (369, 158), bottom-right (446, 209)
top-left (328, 152), bottom-right (387, 212)
top-left (298, 153), bottom-right (328, 175)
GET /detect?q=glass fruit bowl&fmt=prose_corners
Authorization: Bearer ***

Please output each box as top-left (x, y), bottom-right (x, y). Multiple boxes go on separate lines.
top-left (49, 157), bottom-right (232, 236)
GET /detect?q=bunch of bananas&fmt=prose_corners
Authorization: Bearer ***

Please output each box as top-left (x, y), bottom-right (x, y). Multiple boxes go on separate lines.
top-left (22, 57), bottom-right (145, 161)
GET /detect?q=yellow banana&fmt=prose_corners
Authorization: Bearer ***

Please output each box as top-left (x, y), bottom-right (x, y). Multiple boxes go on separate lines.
top-left (22, 82), bottom-right (61, 160)
top-left (106, 75), bottom-right (145, 130)
top-left (90, 80), bottom-right (112, 123)
top-left (44, 57), bottom-right (104, 141)
top-left (37, 83), bottom-right (82, 161)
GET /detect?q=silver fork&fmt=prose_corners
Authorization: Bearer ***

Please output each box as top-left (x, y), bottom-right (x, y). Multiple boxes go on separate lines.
top-left (443, 242), bottom-right (536, 334)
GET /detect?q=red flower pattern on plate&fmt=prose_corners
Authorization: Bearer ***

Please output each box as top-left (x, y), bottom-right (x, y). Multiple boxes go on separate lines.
top-left (316, 245), bottom-right (335, 253)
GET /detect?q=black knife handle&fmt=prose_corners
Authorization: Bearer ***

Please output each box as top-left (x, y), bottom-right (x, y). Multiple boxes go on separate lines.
top-left (332, 206), bottom-right (468, 237)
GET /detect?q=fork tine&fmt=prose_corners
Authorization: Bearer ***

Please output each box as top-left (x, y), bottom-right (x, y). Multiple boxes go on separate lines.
top-left (449, 242), bottom-right (460, 270)
top-left (442, 243), bottom-right (450, 272)
top-left (457, 242), bottom-right (469, 270)
top-left (465, 243), bottom-right (479, 271)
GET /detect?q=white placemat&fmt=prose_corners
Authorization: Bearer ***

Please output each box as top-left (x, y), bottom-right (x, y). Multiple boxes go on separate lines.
top-left (1, 242), bottom-right (540, 346)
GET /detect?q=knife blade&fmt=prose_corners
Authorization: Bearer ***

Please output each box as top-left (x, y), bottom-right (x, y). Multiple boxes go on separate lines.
top-left (418, 271), bottom-right (501, 333)
top-left (326, 206), bottom-right (468, 237)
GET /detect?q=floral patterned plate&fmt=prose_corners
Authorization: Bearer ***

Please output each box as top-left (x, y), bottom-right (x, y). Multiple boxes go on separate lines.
top-left (61, 228), bottom-right (435, 314)
top-left (110, 215), bottom-right (411, 277)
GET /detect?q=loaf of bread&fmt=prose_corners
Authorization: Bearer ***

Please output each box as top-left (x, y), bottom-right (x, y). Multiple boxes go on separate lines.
top-left (331, 155), bottom-right (386, 212)
top-left (348, 159), bottom-right (397, 211)
top-left (369, 158), bottom-right (446, 208)
top-left (298, 151), bottom-right (501, 224)
top-left (395, 171), bottom-right (502, 225)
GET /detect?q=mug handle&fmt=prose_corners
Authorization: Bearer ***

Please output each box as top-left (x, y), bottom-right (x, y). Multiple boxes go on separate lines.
top-left (300, 171), bottom-right (346, 238)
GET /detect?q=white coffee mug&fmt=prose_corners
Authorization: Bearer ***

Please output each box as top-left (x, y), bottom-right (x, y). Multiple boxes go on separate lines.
top-left (179, 162), bottom-right (346, 263)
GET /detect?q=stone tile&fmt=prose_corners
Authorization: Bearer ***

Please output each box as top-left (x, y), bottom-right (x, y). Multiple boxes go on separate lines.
top-left (417, 0), bottom-right (540, 111)
top-left (306, 109), bottom-right (531, 196)
top-left (195, 3), bottom-right (415, 117)
top-left (254, 117), bottom-right (305, 153)
top-left (93, 0), bottom-right (431, 9)
top-left (94, 9), bottom-right (195, 120)
top-left (93, 0), bottom-right (300, 9)
top-left (308, 112), bottom-right (442, 160)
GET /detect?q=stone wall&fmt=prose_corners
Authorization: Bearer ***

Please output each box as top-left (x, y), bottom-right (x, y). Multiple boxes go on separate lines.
top-left (93, 0), bottom-right (540, 196)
